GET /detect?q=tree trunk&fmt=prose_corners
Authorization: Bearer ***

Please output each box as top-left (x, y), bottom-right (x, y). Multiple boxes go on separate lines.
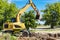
top-left (51, 23), bottom-right (54, 29)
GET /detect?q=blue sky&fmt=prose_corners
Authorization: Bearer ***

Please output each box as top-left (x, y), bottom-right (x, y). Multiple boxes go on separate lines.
top-left (8, 0), bottom-right (60, 24)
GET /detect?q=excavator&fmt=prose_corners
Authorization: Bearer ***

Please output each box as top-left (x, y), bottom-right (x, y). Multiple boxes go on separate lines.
top-left (3, 0), bottom-right (40, 35)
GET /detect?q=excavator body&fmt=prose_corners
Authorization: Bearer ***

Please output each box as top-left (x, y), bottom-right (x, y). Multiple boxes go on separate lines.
top-left (3, 22), bottom-right (25, 33)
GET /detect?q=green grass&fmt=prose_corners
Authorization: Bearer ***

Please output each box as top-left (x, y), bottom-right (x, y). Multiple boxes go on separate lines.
top-left (30, 28), bottom-right (60, 33)
top-left (10, 36), bottom-right (17, 40)
top-left (0, 33), bottom-right (17, 40)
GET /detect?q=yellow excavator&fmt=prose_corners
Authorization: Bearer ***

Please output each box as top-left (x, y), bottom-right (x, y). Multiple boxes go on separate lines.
top-left (3, 0), bottom-right (40, 34)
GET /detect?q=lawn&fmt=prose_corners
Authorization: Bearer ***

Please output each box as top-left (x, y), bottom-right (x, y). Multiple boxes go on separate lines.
top-left (30, 25), bottom-right (60, 33)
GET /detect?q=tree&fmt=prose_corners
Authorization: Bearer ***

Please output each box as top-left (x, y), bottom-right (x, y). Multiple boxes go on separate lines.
top-left (21, 10), bottom-right (37, 31)
top-left (41, 2), bottom-right (60, 28)
top-left (0, 0), bottom-right (18, 30)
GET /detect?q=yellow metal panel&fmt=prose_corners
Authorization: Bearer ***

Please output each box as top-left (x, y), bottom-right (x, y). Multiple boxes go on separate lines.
top-left (19, 4), bottom-right (31, 14)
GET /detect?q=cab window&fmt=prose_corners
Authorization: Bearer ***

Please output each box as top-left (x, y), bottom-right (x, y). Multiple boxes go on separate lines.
top-left (4, 24), bottom-right (8, 28)
top-left (14, 25), bottom-right (21, 28)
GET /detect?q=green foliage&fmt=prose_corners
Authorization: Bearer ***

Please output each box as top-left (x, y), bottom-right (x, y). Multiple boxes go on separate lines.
top-left (42, 2), bottom-right (60, 28)
top-left (10, 36), bottom-right (17, 40)
top-left (21, 10), bottom-right (37, 30)
top-left (0, 33), bottom-right (17, 40)
top-left (0, 0), bottom-right (18, 30)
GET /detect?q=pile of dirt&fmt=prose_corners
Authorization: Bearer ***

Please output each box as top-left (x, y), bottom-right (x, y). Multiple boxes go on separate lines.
top-left (18, 32), bottom-right (60, 40)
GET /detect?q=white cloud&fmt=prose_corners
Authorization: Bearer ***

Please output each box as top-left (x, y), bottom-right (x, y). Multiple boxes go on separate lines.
top-left (8, 0), bottom-right (12, 3)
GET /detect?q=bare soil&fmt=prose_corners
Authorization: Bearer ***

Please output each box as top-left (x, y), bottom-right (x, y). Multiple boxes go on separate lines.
top-left (18, 32), bottom-right (60, 40)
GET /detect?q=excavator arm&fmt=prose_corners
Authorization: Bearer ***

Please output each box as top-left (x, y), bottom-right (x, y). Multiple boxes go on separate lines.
top-left (16, 0), bottom-right (40, 22)
top-left (31, 2), bottom-right (40, 19)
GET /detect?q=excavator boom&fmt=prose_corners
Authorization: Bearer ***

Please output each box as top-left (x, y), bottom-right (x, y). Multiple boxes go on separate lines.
top-left (16, 0), bottom-right (40, 22)
top-left (16, 4), bottom-right (31, 22)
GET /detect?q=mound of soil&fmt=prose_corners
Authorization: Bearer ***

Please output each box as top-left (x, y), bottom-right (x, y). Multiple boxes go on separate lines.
top-left (18, 32), bottom-right (60, 40)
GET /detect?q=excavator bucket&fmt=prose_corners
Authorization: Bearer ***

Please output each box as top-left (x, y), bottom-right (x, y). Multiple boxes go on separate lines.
top-left (36, 10), bottom-right (40, 19)
top-left (36, 14), bottom-right (40, 19)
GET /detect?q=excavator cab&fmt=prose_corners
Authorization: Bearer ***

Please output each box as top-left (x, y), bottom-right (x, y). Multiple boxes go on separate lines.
top-left (3, 22), bottom-right (25, 33)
